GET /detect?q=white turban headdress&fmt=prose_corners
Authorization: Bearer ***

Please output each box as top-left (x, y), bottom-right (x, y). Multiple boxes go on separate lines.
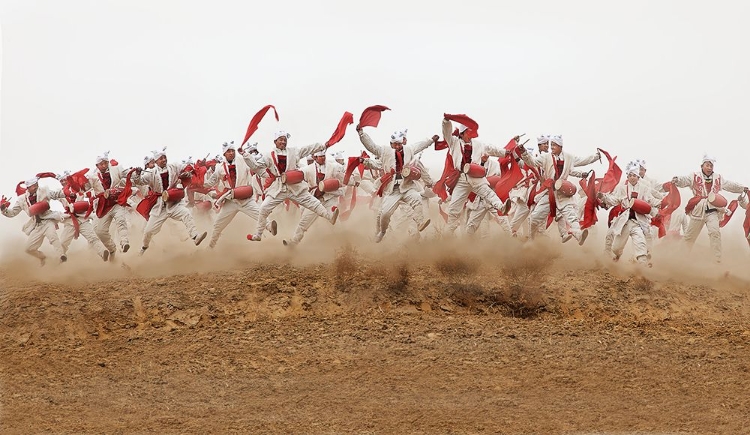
top-left (702, 154), bottom-right (716, 164)
top-left (313, 150), bottom-right (326, 157)
top-left (25, 176), bottom-right (39, 187)
top-left (537, 135), bottom-right (550, 145)
top-left (244, 142), bottom-right (258, 153)
top-left (143, 155), bottom-right (154, 166)
top-left (625, 162), bottom-right (640, 176)
top-left (57, 170), bottom-right (71, 181)
top-left (222, 141), bottom-right (236, 153)
top-left (96, 151), bottom-right (110, 164)
top-left (152, 147), bottom-right (167, 160)
top-left (550, 135), bottom-right (563, 147)
top-left (274, 131), bottom-right (291, 141)
top-left (390, 128), bottom-right (408, 143)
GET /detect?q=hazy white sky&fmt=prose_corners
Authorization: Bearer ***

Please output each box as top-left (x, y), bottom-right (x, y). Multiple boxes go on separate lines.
top-left (1, 0), bottom-right (749, 190)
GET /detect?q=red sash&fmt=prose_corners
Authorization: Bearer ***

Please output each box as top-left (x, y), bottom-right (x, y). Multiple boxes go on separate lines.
top-left (136, 191), bottom-right (160, 220)
top-left (684, 195), bottom-right (706, 214)
top-left (433, 153), bottom-right (460, 201)
top-left (539, 178), bottom-right (555, 228)
top-left (608, 204), bottom-right (626, 227)
top-left (376, 170), bottom-right (396, 197)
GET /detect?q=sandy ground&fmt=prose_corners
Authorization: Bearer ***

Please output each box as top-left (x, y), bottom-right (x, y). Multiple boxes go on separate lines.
top-left (1, 203), bottom-right (749, 434)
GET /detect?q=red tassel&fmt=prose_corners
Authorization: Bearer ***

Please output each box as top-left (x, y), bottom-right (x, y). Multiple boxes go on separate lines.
top-left (326, 111), bottom-right (354, 147)
top-left (358, 105), bottom-right (390, 128)
top-left (242, 105), bottom-right (279, 144)
top-left (15, 182), bottom-right (26, 196)
top-left (443, 113), bottom-right (479, 132)
top-left (719, 200), bottom-right (739, 228)
top-left (343, 156), bottom-right (362, 185)
top-left (494, 155), bottom-right (524, 202)
top-left (595, 148), bottom-right (622, 194)
top-left (580, 172), bottom-right (598, 230)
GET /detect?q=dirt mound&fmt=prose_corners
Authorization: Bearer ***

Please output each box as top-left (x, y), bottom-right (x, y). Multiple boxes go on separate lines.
top-left (2, 218), bottom-right (750, 433)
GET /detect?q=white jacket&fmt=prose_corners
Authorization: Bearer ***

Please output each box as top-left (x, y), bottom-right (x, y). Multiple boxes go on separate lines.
top-left (2, 188), bottom-right (66, 235)
top-left (88, 164), bottom-right (128, 195)
top-left (242, 143), bottom-right (327, 198)
top-left (302, 161), bottom-right (346, 202)
top-left (358, 131), bottom-right (432, 195)
top-left (135, 163), bottom-right (187, 214)
top-left (600, 180), bottom-right (660, 236)
top-left (441, 119), bottom-right (510, 189)
top-left (674, 171), bottom-right (745, 219)
top-left (521, 149), bottom-right (599, 206)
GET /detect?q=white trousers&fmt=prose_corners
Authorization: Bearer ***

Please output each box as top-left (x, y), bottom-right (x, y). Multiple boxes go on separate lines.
top-left (683, 212), bottom-right (722, 262)
top-left (612, 220), bottom-right (648, 263)
top-left (508, 199), bottom-right (531, 235)
top-left (377, 188), bottom-right (425, 236)
top-left (255, 190), bottom-right (332, 239)
top-left (95, 204), bottom-right (131, 252)
top-left (209, 198), bottom-right (271, 247)
top-left (288, 196), bottom-right (339, 244)
top-left (25, 219), bottom-right (64, 261)
top-left (142, 203), bottom-right (200, 248)
top-left (466, 201), bottom-right (510, 237)
top-left (446, 176), bottom-right (504, 233)
top-left (529, 193), bottom-right (583, 241)
top-left (391, 196), bottom-right (431, 237)
top-left (61, 217), bottom-right (108, 259)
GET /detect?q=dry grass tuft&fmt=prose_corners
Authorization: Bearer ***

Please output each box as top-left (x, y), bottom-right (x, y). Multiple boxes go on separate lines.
top-left (333, 243), bottom-right (359, 291)
top-left (386, 264), bottom-right (409, 294)
top-left (488, 253), bottom-right (555, 318)
top-left (631, 276), bottom-right (653, 292)
top-left (450, 284), bottom-right (485, 311)
top-left (434, 256), bottom-right (478, 277)
top-left (489, 285), bottom-right (546, 318)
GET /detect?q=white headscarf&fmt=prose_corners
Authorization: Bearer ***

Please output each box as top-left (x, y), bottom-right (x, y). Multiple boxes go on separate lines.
top-left (143, 155), bottom-right (154, 166)
top-left (152, 147), bottom-right (167, 160)
top-left (313, 150), bottom-right (326, 157)
top-left (274, 131), bottom-right (291, 141)
top-left (625, 162), bottom-right (640, 176)
top-left (638, 159), bottom-right (647, 170)
top-left (222, 141), bottom-right (236, 153)
top-left (57, 170), bottom-right (71, 181)
top-left (550, 135), bottom-right (563, 147)
top-left (455, 123), bottom-right (469, 135)
top-left (390, 128), bottom-right (408, 143)
top-left (702, 154), bottom-right (716, 164)
top-left (25, 176), bottom-right (39, 187)
top-left (96, 151), bottom-right (110, 164)
top-left (244, 142), bottom-right (258, 153)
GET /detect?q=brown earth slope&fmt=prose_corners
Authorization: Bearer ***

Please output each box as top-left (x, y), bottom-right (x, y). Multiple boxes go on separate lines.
top-left (1, 227), bottom-right (750, 434)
